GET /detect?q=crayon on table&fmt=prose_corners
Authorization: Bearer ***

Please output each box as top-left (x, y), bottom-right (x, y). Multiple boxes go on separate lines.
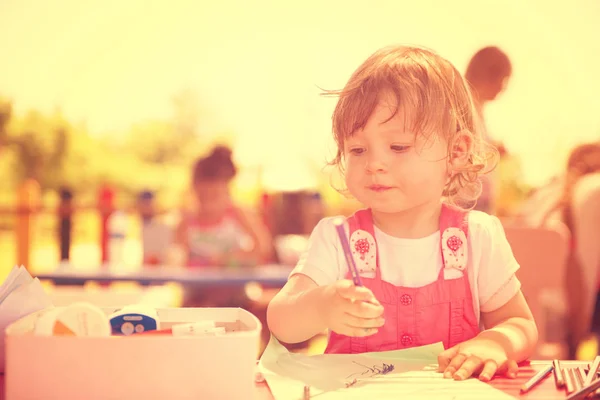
top-left (519, 363), bottom-right (554, 394)
top-left (584, 356), bottom-right (600, 387)
top-left (552, 360), bottom-right (565, 388)
top-left (566, 376), bottom-right (600, 400)
top-left (564, 368), bottom-right (575, 394)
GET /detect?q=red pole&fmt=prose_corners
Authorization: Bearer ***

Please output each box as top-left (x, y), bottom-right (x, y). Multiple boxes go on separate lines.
top-left (260, 192), bottom-right (272, 232)
top-left (15, 179), bottom-right (40, 270)
top-left (98, 184), bottom-right (115, 266)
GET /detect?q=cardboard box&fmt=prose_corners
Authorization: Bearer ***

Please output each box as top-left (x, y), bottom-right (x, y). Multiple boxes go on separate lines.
top-left (6, 307), bottom-right (261, 399)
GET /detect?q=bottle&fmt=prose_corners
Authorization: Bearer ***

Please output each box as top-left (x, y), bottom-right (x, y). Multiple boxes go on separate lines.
top-left (107, 210), bottom-right (127, 268)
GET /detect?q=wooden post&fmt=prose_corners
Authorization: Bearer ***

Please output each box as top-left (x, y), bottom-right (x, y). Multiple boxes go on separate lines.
top-left (58, 187), bottom-right (73, 261)
top-left (98, 184), bottom-right (115, 265)
top-left (15, 179), bottom-right (40, 269)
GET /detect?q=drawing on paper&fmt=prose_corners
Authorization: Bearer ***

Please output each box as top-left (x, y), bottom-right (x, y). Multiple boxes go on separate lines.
top-left (344, 361), bottom-right (396, 386)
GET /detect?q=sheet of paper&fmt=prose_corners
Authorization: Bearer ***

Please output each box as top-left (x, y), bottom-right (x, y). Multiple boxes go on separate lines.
top-left (259, 337), bottom-right (514, 400)
top-left (265, 370), bottom-right (516, 400)
top-left (0, 265), bottom-right (33, 304)
top-left (0, 267), bottom-right (53, 373)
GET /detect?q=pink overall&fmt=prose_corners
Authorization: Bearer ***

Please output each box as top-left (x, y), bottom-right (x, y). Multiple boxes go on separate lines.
top-left (324, 204), bottom-right (480, 354)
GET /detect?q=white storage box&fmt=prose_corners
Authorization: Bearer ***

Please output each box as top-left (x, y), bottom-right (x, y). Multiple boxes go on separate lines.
top-left (47, 285), bottom-right (177, 308)
top-left (6, 307), bottom-right (261, 399)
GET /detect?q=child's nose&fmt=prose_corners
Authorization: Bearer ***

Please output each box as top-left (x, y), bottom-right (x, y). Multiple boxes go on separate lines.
top-left (365, 154), bottom-right (387, 173)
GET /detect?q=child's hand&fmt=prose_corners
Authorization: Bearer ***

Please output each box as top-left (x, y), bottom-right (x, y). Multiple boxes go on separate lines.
top-left (323, 280), bottom-right (385, 337)
top-left (437, 336), bottom-right (519, 382)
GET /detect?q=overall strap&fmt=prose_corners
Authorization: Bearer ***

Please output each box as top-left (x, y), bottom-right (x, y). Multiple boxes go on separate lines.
top-left (439, 203), bottom-right (469, 278)
top-left (346, 209), bottom-right (380, 279)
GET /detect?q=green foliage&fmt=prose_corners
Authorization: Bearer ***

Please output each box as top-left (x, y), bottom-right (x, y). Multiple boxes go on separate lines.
top-left (0, 89), bottom-right (226, 206)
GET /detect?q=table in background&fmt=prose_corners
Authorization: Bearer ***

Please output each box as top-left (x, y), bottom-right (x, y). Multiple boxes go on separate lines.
top-left (35, 264), bottom-right (293, 287)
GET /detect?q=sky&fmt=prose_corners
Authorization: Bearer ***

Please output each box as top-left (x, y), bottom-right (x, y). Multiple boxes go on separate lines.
top-left (1, 0), bottom-right (599, 187)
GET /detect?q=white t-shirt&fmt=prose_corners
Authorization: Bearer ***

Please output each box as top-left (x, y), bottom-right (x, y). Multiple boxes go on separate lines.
top-left (290, 211), bottom-right (521, 324)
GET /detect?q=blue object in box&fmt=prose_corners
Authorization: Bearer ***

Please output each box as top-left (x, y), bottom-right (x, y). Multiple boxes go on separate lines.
top-left (108, 305), bottom-right (159, 335)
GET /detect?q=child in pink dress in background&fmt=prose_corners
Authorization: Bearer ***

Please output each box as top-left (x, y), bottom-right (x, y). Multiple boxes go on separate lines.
top-left (267, 45), bottom-right (538, 382)
top-left (173, 145), bottom-right (272, 307)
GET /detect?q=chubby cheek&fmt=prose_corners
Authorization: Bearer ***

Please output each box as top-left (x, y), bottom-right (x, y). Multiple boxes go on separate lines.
top-left (344, 162), bottom-right (364, 193)
top-left (391, 158), bottom-right (447, 196)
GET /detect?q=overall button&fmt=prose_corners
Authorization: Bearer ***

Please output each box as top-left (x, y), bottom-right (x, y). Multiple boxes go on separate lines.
top-left (401, 334), bottom-right (413, 346)
top-left (400, 294), bottom-right (412, 306)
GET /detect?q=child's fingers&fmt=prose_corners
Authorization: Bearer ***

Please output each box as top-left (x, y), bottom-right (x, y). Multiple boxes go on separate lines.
top-left (478, 360), bottom-right (499, 382)
top-left (443, 353), bottom-right (468, 379)
top-left (338, 287), bottom-right (378, 304)
top-left (453, 355), bottom-right (484, 380)
top-left (335, 281), bottom-right (380, 304)
top-left (437, 345), bottom-right (460, 372)
top-left (342, 313), bottom-right (385, 329)
top-left (497, 359), bottom-right (519, 379)
top-left (337, 325), bottom-right (378, 337)
top-left (345, 300), bottom-right (384, 319)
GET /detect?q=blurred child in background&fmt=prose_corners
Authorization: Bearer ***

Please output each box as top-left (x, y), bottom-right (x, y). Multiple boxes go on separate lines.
top-left (464, 46), bottom-right (513, 214)
top-left (519, 142), bottom-right (600, 358)
top-left (173, 145), bottom-right (272, 307)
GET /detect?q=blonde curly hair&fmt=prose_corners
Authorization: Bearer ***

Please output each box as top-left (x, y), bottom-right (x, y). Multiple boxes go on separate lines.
top-left (325, 45), bottom-right (498, 209)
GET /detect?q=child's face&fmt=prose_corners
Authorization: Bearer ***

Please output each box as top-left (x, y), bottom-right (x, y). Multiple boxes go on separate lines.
top-left (194, 180), bottom-right (231, 216)
top-left (343, 98), bottom-right (449, 214)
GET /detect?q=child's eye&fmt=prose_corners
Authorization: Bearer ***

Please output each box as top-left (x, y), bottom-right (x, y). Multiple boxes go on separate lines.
top-left (391, 145), bottom-right (411, 152)
top-left (349, 147), bottom-right (365, 155)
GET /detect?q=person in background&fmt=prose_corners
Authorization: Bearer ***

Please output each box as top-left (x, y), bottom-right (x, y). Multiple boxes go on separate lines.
top-left (138, 190), bottom-right (173, 266)
top-left (530, 142), bottom-right (600, 358)
top-left (174, 145), bottom-right (272, 268)
top-left (465, 46), bottom-right (512, 214)
top-left (137, 190), bottom-right (156, 224)
top-left (172, 145), bottom-right (272, 306)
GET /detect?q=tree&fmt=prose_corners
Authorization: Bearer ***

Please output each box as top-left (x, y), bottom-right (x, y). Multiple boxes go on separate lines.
top-left (124, 89), bottom-right (208, 165)
top-left (3, 110), bottom-right (69, 190)
top-left (0, 99), bottom-right (11, 145)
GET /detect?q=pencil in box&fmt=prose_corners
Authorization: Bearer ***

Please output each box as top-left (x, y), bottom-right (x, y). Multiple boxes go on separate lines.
top-left (135, 321), bottom-right (224, 336)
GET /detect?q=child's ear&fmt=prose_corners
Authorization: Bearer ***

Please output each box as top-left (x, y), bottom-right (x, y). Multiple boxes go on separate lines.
top-left (449, 130), bottom-right (473, 169)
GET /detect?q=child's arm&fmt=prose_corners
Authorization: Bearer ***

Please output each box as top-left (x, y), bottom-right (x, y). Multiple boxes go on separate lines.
top-left (438, 289), bottom-right (537, 381)
top-left (267, 274), bottom-right (384, 344)
top-left (438, 214), bottom-right (538, 381)
top-left (166, 218), bottom-right (189, 266)
top-left (471, 213), bottom-right (538, 360)
top-left (234, 207), bottom-right (274, 263)
top-left (478, 290), bottom-right (538, 362)
top-left (267, 274), bottom-right (329, 343)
